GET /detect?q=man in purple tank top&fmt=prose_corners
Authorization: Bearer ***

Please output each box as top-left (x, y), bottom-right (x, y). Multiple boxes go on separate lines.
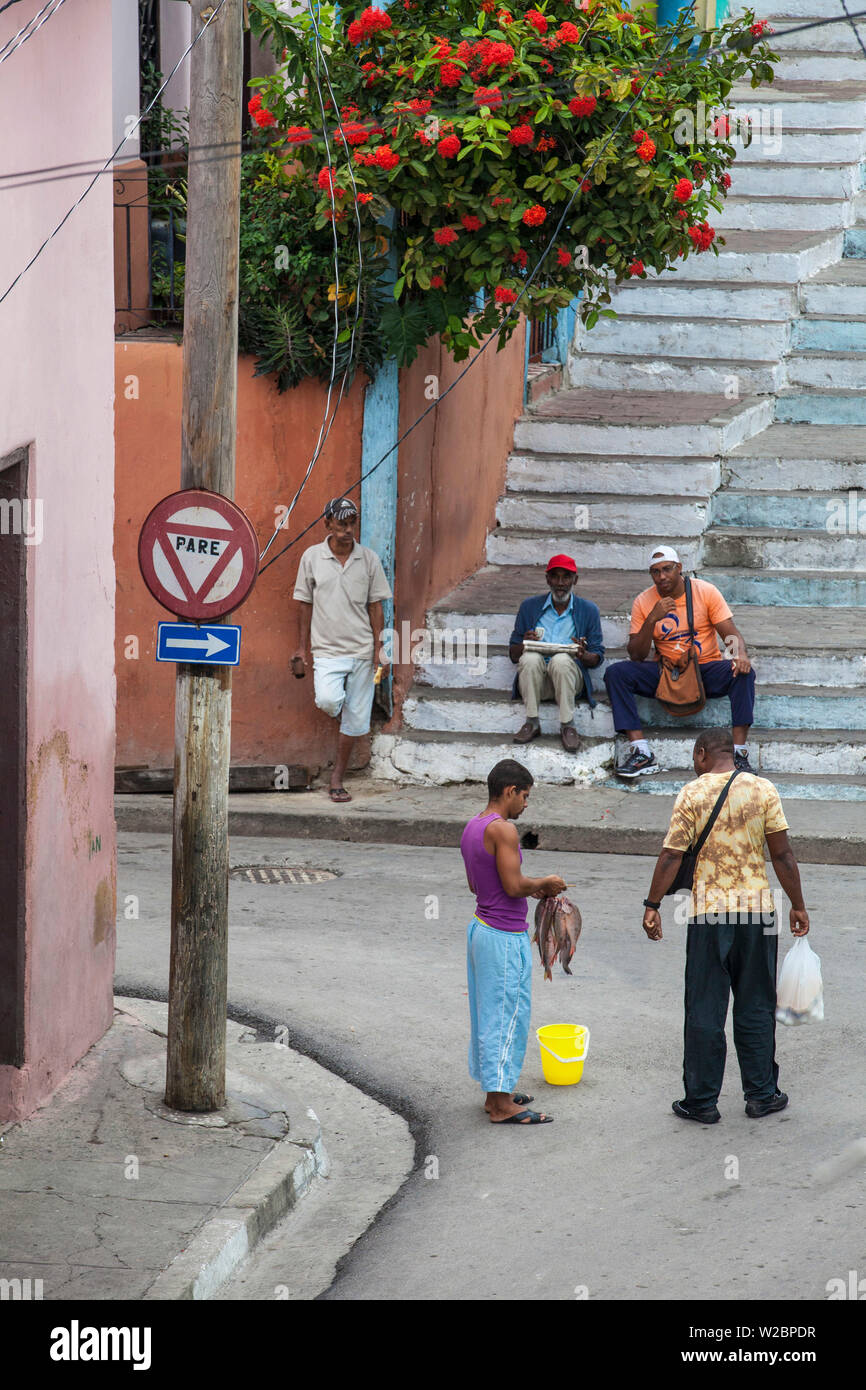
top-left (461, 759), bottom-right (566, 1125)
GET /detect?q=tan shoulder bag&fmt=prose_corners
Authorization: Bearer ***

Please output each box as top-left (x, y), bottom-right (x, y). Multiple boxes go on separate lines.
top-left (654, 576), bottom-right (707, 717)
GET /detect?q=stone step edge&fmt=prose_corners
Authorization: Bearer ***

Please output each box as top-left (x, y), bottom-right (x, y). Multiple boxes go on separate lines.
top-left (408, 684), bottom-right (866, 704)
top-left (113, 794), bottom-right (866, 867)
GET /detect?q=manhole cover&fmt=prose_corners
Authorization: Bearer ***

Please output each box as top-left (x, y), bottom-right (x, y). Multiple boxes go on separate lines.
top-left (229, 865), bottom-right (338, 884)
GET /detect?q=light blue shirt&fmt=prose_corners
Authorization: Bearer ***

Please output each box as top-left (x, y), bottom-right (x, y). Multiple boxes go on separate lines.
top-left (536, 594), bottom-right (578, 656)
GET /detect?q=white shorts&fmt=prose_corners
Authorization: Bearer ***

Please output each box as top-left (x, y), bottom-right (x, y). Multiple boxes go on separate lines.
top-left (313, 655), bottom-right (375, 736)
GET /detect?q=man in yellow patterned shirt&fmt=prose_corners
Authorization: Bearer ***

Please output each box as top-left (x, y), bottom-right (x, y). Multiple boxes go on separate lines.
top-left (640, 728), bottom-right (810, 1124)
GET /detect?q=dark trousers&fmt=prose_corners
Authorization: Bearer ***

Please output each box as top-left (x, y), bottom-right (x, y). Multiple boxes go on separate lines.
top-left (683, 915), bottom-right (779, 1109)
top-left (604, 659), bottom-right (756, 733)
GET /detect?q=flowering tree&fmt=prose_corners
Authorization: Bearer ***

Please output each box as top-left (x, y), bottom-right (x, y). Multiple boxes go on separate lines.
top-left (248, 0), bottom-right (777, 365)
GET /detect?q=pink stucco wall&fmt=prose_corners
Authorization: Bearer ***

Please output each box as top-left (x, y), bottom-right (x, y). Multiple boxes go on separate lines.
top-left (0, 0), bottom-right (116, 1120)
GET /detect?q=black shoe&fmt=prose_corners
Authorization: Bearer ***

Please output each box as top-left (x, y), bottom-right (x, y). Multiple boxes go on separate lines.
top-left (734, 749), bottom-right (755, 773)
top-left (615, 748), bottom-right (660, 779)
top-left (745, 1089), bottom-right (788, 1118)
top-left (672, 1099), bottom-right (720, 1124)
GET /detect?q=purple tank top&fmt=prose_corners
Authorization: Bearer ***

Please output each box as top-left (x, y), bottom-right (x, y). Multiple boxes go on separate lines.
top-left (460, 812), bottom-right (528, 933)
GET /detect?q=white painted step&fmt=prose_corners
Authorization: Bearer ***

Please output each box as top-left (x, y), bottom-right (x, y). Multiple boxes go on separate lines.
top-left (641, 231), bottom-right (841, 284)
top-left (495, 493), bottom-right (709, 538)
top-left (731, 129), bottom-right (866, 163)
top-left (802, 263), bottom-right (866, 314)
top-left (784, 351), bottom-right (866, 389)
top-left (578, 313), bottom-right (791, 360)
top-left (724, 423), bottom-right (866, 490)
top-left (715, 194), bottom-right (858, 231)
top-left (505, 453), bottom-right (721, 497)
top-left (605, 280), bottom-right (797, 321)
top-left (488, 529), bottom-right (703, 569)
top-left (514, 396), bottom-right (773, 457)
top-left (729, 160), bottom-right (864, 199)
top-left (567, 353), bottom-right (782, 396)
top-left (704, 526), bottom-right (866, 570)
top-left (773, 53), bottom-right (866, 82)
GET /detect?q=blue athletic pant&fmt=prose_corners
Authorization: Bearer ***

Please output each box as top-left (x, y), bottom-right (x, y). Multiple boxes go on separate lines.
top-left (604, 659), bottom-right (756, 733)
top-left (466, 917), bottom-right (532, 1094)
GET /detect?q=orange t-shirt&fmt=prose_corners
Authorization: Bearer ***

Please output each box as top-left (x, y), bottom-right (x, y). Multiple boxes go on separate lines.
top-left (630, 579), bottom-right (732, 665)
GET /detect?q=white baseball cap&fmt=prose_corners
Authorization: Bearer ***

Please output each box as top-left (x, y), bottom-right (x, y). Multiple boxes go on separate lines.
top-left (648, 545), bottom-right (681, 567)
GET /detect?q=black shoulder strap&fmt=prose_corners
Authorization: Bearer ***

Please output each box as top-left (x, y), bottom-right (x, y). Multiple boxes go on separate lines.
top-left (684, 576), bottom-right (696, 644)
top-left (692, 770), bottom-right (740, 855)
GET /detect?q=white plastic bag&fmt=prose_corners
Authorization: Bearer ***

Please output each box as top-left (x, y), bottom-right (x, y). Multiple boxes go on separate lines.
top-left (776, 936), bottom-right (823, 1026)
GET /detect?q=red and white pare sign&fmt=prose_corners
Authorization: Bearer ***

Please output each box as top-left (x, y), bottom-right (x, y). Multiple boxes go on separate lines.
top-left (138, 489), bottom-right (259, 620)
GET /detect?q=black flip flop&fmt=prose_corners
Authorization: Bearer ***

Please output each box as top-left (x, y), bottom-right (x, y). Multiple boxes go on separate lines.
top-left (491, 1109), bottom-right (553, 1125)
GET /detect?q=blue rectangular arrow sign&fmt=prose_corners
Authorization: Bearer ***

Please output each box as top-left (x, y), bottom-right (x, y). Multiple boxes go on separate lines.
top-left (156, 622), bottom-right (241, 666)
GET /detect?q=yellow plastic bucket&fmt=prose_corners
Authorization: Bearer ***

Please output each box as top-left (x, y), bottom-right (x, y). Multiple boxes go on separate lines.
top-left (537, 1025), bottom-right (590, 1086)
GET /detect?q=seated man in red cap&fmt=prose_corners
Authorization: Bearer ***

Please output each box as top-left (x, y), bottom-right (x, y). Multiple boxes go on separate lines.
top-left (508, 555), bottom-right (604, 752)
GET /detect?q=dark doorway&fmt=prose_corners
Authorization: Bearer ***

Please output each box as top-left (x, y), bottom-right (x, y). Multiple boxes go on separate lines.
top-left (0, 446), bottom-right (28, 1066)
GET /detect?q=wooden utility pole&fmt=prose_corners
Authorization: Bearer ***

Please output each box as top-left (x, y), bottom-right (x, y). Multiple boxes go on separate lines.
top-left (165, 0), bottom-right (243, 1111)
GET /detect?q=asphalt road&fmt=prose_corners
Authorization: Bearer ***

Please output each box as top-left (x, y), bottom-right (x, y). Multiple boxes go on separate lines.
top-left (115, 830), bottom-right (866, 1302)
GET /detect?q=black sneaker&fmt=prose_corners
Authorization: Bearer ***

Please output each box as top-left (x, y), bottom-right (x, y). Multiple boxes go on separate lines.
top-left (745, 1089), bottom-right (788, 1118)
top-left (734, 749), bottom-right (755, 773)
top-left (615, 748), bottom-right (660, 779)
top-left (672, 1099), bottom-right (720, 1125)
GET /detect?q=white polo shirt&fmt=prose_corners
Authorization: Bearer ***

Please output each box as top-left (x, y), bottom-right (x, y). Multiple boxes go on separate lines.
top-left (293, 538), bottom-right (392, 657)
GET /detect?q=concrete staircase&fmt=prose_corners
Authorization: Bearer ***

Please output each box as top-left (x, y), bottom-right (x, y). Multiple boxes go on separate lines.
top-left (373, 5), bottom-right (866, 805)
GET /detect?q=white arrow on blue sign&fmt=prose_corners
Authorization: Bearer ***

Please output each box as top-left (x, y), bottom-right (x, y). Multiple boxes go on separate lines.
top-left (156, 622), bottom-right (241, 666)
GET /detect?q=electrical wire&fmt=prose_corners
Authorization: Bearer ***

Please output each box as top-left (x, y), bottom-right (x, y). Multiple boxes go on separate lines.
top-left (0, 0), bottom-right (67, 62)
top-left (0, 0), bottom-right (230, 308)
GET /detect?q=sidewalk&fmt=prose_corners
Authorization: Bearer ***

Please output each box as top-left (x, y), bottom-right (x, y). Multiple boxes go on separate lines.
top-left (0, 999), bottom-right (412, 1301)
top-left (116, 777), bottom-right (866, 864)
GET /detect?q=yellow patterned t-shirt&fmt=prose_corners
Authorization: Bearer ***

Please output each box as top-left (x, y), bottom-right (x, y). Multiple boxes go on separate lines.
top-left (663, 772), bottom-right (789, 918)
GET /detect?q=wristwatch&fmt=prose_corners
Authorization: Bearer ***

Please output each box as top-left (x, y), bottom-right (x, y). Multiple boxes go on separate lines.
top-left (643, 899), bottom-right (661, 910)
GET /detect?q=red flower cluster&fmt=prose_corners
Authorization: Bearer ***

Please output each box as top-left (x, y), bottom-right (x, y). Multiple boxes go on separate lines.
top-left (438, 62), bottom-right (463, 87)
top-left (497, 10), bottom-right (513, 24)
top-left (317, 167), bottom-right (336, 190)
top-left (526, 8), bottom-right (547, 32)
top-left (285, 126), bottom-right (313, 144)
top-left (372, 145), bottom-right (400, 170)
top-left (414, 130), bottom-right (431, 145)
top-left (492, 196), bottom-right (512, 207)
top-left (687, 222), bottom-right (715, 251)
top-left (434, 227), bottom-right (458, 245)
top-left (356, 192), bottom-right (374, 204)
top-left (408, 97), bottom-right (432, 114)
top-left (629, 260), bottom-right (644, 276)
top-left (614, 11), bottom-right (633, 20)
top-left (341, 122), bottom-right (370, 145)
top-left (569, 95), bottom-right (597, 117)
top-left (522, 203), bottom-right (546, 226)
top-left (536, 135), bottom-right (556, 152)
top-left (461, 214), bottom-right (482, 230)
top-left (674, 208), bottom-right (688, 220)
top-left (430, 274), bottom-right (445, 288)
top-left (720, 172), bottom-right (732, 189)
top-left (673, 178), bottom-right (693, 203)
top-left (558, 22), bottom-right (580, 42)
top-left (511, 248), bottom-right (528, 267)
top-left (508, 124), bottom-right (534, 146)
top-left (636, 139), bottom-right (656, 162)
top-left (581, 178), bottom-right (592, 192)
top-left (632, 128), bottom-right (647, 144)
top-left (438, 134), bottom-right (461, 158)
top-left (474, 86), bottom-right (503, 108)
top-left (556, 247), bottom-right (571, 267)
top-left (750, 20), bottom-right (768, 35)
top-left (248, 93), bottom-right (262, 113)
top-left (347, 7), bottom-right (393, 45)
top-left (711, 115), bottom-right (731, 138)
top-left (249, 93), bottom-right (276, 130)
top-left (495, 285), bottom-right (517, 303)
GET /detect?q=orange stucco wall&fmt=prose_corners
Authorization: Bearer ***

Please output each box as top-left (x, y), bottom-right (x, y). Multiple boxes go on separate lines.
top-left (115, 323), bottom-right (525, 771)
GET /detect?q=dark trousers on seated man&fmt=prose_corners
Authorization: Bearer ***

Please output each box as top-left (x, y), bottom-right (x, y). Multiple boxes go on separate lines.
top-left (684, 913), bottom-right (779, 1110)
top-left (605, 659), bottom-right (756, 744)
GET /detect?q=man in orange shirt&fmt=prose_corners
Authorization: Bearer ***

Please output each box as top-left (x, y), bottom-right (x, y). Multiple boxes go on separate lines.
top-left (604, 546), bottom-right (755, 779)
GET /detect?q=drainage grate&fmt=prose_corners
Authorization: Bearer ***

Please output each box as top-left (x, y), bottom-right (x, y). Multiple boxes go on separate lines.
top-left (229, 865), bottom-right (338, 885)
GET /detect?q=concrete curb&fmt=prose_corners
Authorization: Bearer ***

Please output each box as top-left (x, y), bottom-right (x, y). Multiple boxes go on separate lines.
top-left (142, 1121), bottom-right (328, 1301)
top-left (116, 788), bottom-right (866, 865)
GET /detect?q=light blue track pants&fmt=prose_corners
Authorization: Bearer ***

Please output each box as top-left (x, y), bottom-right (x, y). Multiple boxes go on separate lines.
top-left (466, 916), bottom-right (532, 1093)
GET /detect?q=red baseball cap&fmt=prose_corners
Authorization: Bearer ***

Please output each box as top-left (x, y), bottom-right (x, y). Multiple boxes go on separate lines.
top-left (546, 553), bottom-right (578, 574)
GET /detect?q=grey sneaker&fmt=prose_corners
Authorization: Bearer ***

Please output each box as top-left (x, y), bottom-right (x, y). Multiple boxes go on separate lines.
top-left (615, 748), bottom-right (660, 779)
top-left (734, 749), bottom-right (755, 773)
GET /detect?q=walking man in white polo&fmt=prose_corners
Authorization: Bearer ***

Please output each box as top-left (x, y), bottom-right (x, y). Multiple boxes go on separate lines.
top-left (292, 496), bottom-right (392, 802)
